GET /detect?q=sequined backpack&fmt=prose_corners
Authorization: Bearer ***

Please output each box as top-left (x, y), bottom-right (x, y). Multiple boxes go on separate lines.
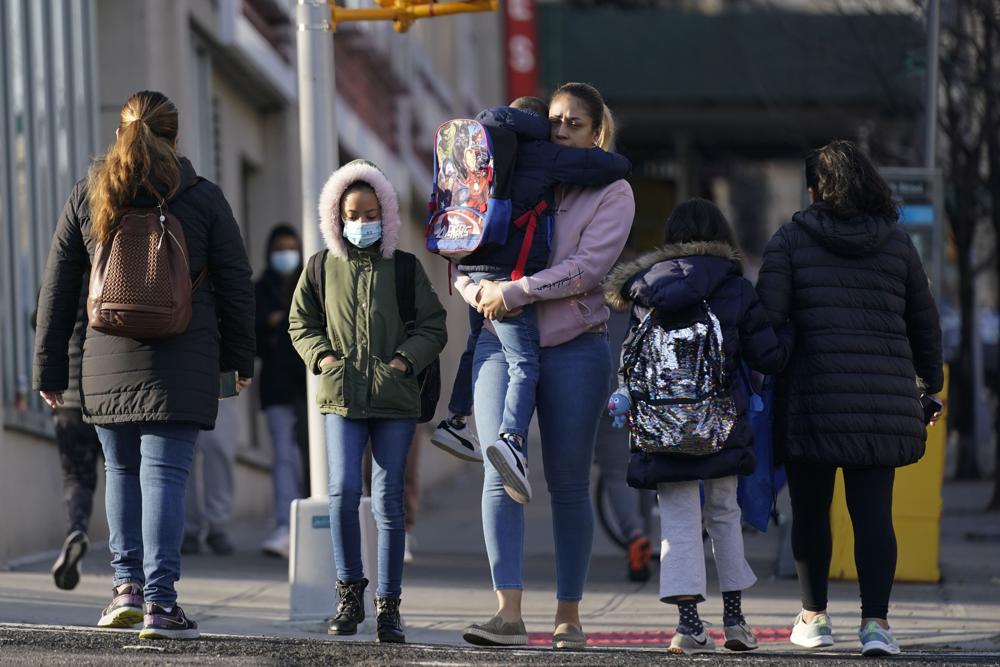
top-left (620, 302), bottom-right (737, 456)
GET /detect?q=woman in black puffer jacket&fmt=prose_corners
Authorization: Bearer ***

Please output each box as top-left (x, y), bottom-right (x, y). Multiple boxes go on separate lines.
top-left (33, 91), bottom-right (254, 640)
top-left (756, 140), bottom-right (943, 655)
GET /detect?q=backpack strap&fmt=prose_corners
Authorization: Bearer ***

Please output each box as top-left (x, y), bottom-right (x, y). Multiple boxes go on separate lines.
top-left (394, 251), bottom-right (417, 336)
top-left (510, 199), bottom-right (549, 281)
top-left (306, 250), bottom-right (329, 328)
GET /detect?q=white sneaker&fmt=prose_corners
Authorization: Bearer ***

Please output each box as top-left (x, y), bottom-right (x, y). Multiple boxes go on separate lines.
top-left (261, 526), bottom-right (290, 559)
top-left (790, 611), bottom-right (835, 648)
top-left (669, 629), bottom-right (716, 655)
top-left (430, 417), bottom-right (482, 462)
top-left (485, 434), bottom-right (531, 504)
top-left (859, 621), bottom-right (901, 656)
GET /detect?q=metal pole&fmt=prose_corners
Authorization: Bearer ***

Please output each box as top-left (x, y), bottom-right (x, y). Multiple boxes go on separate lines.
top-left (297, 0), bottom-right (338, 498)
top-left (924, 0), bottom-right (940, 169)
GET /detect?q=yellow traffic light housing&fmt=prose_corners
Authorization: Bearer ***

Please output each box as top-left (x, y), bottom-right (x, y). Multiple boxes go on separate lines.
top-left (328, 0), bottom-right (498, 33)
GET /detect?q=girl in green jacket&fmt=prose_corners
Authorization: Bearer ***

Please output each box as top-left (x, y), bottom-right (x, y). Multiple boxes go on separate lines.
top-left (289, 160), bottom-right (447, 643)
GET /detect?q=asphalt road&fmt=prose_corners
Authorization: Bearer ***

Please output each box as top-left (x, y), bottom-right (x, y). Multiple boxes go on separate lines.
top-left (3, 625), bottom-right (999, 666)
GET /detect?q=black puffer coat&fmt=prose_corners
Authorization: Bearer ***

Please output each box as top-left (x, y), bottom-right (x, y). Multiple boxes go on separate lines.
top-left (33, 157), bottom-right (255, 429)
top-left (605, 241), bottom-right (793, 485)
top-left (255, 267), bottom-right (307, 409)
top-left (756, 203), bottom-right (943, 468)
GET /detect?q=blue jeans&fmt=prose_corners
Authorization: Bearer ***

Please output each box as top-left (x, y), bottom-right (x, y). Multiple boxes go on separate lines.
top-left (325, 414), bottom-right (414, 598)
top-left (265, 405), bottom-right (304, 529)
top-left (95, 422), bottom-right (199, 606)
top-left (447, 307), bottom-right (484, 417)
top-left (474, 330), bottom-right (611, 601)
top-left (467, 272), bottom-right (539, 439)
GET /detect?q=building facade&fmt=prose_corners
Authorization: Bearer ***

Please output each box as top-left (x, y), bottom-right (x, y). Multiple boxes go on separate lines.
top-left (0, 0), bottom-right (502, 562)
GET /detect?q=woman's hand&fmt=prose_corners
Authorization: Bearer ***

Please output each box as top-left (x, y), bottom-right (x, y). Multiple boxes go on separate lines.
top-left (39, 390), bottom-right (64, 410)
top-left (388, 357), bottom-right (408, 373)
top-left (319, 355), bottom-right (336, 368)
top-left (477, 280), bottom-right (510, 321)
top-left (237, 377), bottom-right (253, 393)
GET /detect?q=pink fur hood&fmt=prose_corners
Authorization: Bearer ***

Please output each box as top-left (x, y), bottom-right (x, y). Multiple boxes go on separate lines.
top-left (318, 159), bottom-right (401, 258)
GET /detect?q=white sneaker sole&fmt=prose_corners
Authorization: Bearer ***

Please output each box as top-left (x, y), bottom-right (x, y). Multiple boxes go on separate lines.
top-left (485, 443), bottom-right (531, 504)
top-left (139, 627), bottom-right (201, 640)
top-left (52, 533), bottom-right (88, 591)
top-left (668, 643), bottom-right (715, 655)
top-left (462, 627), bottom-right (528, 646)
top-left (430, 428), bottom-right (482, 462)
top-left (862, 640), bottom-right (901, 656)
top-left (790, 632), bottom-right (835, 649)
top-left (97, 607), bottom-right (144, 628)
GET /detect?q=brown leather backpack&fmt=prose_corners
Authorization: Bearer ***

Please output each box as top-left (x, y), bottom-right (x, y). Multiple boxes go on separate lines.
top-left (88, 182), bottom-right (207, 339)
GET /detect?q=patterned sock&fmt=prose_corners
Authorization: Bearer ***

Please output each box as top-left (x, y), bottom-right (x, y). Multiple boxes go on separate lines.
top-left (448, 414), bottom-right (466, 428)
top-left (722, 590), bottom-right (745, 626)
top-left (677, 599), bottom-right (703, 635)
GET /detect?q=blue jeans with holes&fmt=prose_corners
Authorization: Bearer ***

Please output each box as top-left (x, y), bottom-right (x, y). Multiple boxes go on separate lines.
top-left (474, 329), bottom-right (611, 601)
top-left (447, 307), bottom-right (484, 417)
top-left (325, 414), bottom-right (414, 598)
top-left (95, 422), bottom-right (199, 607)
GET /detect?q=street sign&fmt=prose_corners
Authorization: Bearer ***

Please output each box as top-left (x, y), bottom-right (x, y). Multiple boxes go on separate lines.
top-left (881, 167), bottom-right (945, 302)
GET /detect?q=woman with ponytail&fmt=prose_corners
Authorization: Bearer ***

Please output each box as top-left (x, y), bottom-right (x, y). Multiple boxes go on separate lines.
top-left (33, 90), bottom-right (255, 640)
top-left (756, 140), bottom-right (943, 656)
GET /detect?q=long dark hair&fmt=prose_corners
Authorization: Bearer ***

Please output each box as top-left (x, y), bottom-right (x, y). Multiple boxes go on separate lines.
top-left (663, 198), bottom-right (738, 248)
top-left (805, 140), bottom-right (898, 221)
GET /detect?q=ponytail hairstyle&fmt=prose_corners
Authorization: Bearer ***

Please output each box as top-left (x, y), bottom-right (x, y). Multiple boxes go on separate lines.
top-left (804, 140), bottom-right (898, 222)
top-left (596, 104), bottom-right (616, 151)
top-left (88, 91), bottom-right (181, 244)
top-left (551, 82), bottom-right (612, 147)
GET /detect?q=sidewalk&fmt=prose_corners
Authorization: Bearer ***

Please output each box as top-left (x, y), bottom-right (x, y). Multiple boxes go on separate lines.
top-left (2, 456), bottom-right (998, 655)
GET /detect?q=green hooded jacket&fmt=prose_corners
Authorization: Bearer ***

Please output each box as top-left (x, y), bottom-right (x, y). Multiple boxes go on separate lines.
top-left (289, 160), bottom-right (447, 419)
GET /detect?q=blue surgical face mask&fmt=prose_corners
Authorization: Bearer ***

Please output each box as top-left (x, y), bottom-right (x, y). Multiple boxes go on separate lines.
top-left (269, 249), bottom-right (300, 275)
top-left (342, 219), bottom-right (382, 248)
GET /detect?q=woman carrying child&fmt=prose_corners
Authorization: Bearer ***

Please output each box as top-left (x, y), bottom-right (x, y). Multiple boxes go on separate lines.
top-left (288, 159), bottom-right (447, 644)
top-left (604, 198), bottom-right (792, 655)
top-left (457, 83), bottom-right (634, 650)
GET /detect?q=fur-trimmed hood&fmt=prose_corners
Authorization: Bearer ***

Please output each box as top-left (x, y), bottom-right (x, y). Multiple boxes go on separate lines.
top-left (604, 241), bottom-right (741, 311)
top-left (318, 159), bottom-right (401, 258)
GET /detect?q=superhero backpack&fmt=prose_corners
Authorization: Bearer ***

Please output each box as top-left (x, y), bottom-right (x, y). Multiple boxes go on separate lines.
top-left (425, 119), bottom-right (519, 265)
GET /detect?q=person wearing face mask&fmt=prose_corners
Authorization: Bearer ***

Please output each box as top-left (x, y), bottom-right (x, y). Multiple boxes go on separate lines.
top-left (288, 159), bottom-right (447, 643)
top-left (255, 224), bottom-right (308, 558)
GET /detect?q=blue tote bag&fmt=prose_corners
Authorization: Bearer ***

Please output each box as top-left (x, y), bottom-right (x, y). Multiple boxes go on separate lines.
top-left (737, 369), bottom-right (783, 532)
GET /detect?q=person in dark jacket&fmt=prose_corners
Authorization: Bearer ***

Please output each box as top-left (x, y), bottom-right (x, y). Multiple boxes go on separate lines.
top-left (289, 159), bottom-right (447, 644)
top-left (604, 199), bottom-right (792, 655)
top-left (255, 223), bottom-right (308, 558)
top-left (33, 286), bottom-right (103, 591)
top-left (33, 91), bottom-right (255, 640)
top-left (756, 140), bottom-right (944, 657)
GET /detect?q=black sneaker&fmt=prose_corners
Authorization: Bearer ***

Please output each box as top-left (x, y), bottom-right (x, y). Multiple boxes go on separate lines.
top-left (327, 578), bottom-right (368, 635)
top-left (430, 417), bottom-right (482, 462)
top-left (138, 603), bottom-right (200, 640)
top-left (205, 531), bottom-right (235, 556)
top-left (180, 533), bottom-right (201, 555)
top-left (96, 582), bottom-right (145, 628)
top-left (52, 530), bottom-right (88, 591)
top-left (485, 434), bottom-right (531, 503)
top-left (375, 596), bottom-right (405, 643)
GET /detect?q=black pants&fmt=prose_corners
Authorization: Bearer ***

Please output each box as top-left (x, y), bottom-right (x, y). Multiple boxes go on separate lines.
top-left (786, 461), bottom-right (897, 619)
top-left (53, 409), bottom-right (103, 535)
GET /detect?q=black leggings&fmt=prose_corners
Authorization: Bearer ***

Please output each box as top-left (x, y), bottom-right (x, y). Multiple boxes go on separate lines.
top-left (786, 461), bottom-right (897, 619)
top-left (54, 409), bottom-right (102, 535)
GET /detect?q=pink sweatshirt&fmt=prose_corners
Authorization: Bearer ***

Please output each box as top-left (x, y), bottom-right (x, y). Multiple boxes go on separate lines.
top-left (455, 179), bottom-right (635, 347)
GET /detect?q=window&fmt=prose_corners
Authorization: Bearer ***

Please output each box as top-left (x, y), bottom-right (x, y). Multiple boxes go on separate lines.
top-left (0, 0), bottom-right (96, 433)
